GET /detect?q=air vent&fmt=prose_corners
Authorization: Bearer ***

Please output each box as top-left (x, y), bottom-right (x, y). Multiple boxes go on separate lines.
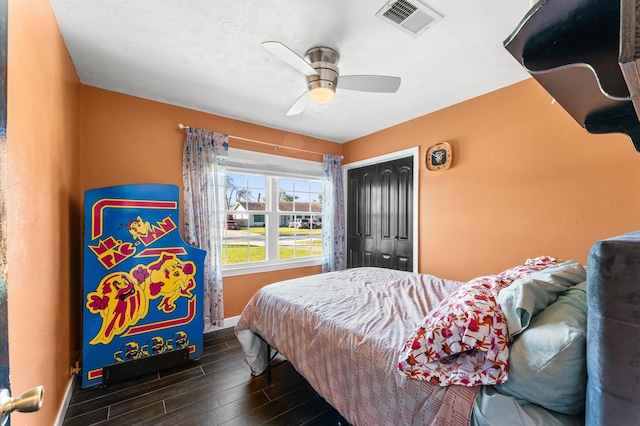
top-left (375, 0), bottom-right (443, 37)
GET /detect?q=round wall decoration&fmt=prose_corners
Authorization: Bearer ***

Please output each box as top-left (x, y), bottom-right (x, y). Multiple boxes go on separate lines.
top-left (425, 142), bottom-right (453, 171)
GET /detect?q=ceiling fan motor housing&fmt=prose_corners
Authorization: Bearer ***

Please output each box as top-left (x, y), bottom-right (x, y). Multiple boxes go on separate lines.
top-left (305, 47), bottom-right (339, 101)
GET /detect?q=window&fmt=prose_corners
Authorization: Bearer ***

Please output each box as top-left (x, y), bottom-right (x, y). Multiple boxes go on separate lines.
top-left (224, 172), bottom-right (267, 264)
top-left (223, 148), bottom-right (323, 275)
top-left (277, 177), bottom-right (323, 260)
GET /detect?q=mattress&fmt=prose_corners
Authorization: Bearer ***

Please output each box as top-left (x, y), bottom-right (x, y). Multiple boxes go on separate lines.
top-left (235, 267), bottom-right (478, 426)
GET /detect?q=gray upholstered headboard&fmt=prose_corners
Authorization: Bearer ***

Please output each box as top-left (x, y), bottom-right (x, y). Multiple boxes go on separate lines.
top-left (586, 231), bottom-right (640, 425)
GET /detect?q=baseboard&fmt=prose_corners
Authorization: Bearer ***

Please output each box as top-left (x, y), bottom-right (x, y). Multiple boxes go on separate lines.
top-left (54, 373), bottom-right (77, 426)
top-left (205, 315), bottom-right (240, 333)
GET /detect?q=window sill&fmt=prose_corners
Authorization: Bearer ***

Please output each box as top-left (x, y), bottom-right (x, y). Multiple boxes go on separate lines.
top-left (222, 257), bottom-right (322, 277)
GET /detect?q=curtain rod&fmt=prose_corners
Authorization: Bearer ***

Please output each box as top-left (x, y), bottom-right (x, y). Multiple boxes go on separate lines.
top-left (178, 123), bottom-right (342, 158)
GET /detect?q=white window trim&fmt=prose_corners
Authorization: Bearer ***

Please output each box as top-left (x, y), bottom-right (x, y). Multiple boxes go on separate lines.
top-left (223, 257), bottom-right (322, 277)
top-left (222, 148), bottom-right (323, 277)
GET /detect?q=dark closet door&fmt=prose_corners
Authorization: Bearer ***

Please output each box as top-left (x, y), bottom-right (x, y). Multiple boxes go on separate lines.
top-left (360, 168), bottom-right (378, 267)
top-left (379, 158), bottom-right (413, 270)
top-left (347, 167), bottom-right (361, 267)
top-left (347, 167), bottom-right (378, 267)
top-left (347, 156), bottom-right (413, 271)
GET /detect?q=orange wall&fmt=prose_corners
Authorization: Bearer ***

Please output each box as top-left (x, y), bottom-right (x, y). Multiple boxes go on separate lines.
top-left (82, 78), bottom-right (640, 318)
top-left (80, 87), bottom-right (340, 317)
top-left (7, 0), bottom-right (82, 424)
top-left (345, 78), bottom-right (640, 281)
top-left (11, 3), bottom-right (640, 424)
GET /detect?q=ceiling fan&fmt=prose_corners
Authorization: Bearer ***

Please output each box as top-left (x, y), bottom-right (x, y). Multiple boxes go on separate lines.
top-left (262, 41), bottom-right (402, 116)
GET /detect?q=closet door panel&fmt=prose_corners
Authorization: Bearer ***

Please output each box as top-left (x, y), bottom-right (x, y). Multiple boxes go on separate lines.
top-left (347, 170), bottom-right (361, 267)
top-left (362, 251), bottom-right (375, 267)
top-left (397, 165), bottom-right (411, 240)
top-left (395, 162), bottom-right (413, 268)
top-left (361, 171), bottom-right (378, 265)
top-left (380, 168), bottom-right (393, 239)
top-left (363, 172), bottom-right (374, 238)
top-left (378, 166), bottom-right (396, 268)
top-left (398, 256), bottom-right (411, 271)
top-left (380, 253), bottom-right (393, 269)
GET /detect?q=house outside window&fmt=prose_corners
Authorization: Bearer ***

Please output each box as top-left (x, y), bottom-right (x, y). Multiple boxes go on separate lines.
top-left (223, 148), bottom-right (323, 276)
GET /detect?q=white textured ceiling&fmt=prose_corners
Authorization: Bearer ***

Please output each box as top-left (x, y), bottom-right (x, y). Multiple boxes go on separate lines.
top-left (49, 0), bottom-right (533, 143)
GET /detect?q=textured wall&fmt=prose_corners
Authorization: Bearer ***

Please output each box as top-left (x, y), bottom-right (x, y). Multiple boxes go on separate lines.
top-left (344, 78), bottom-right (640, 281)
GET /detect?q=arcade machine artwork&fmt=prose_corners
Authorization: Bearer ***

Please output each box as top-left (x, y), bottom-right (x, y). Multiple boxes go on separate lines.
top-left (82, 184), bottom-right (206, 389)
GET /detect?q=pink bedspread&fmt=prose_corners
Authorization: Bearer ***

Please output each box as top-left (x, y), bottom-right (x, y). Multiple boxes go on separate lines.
top-left (235, 267), bottom-right (479, 426)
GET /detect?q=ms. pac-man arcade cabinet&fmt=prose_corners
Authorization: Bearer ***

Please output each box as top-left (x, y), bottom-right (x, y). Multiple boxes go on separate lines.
top-left (82, 184), bottom-right (206, 389)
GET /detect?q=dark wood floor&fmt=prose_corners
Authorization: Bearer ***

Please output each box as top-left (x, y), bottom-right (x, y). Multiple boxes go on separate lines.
top-left (62, 327), bottom-right (351, 425)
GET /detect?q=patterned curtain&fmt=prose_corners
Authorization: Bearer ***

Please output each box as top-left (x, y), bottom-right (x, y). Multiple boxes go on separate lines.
top-left (321, 154), bottom-right (346, 272)
top-left (182, 127), bottom-right (228, 330)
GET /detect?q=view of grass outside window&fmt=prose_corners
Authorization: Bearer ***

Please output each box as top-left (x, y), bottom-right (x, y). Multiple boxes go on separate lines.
top-left (223, 172), bottom-right (267, 265)
top-left (223, 171), bottom-right (323, 266)
top-left (278, 177), bottom-right (323, 260)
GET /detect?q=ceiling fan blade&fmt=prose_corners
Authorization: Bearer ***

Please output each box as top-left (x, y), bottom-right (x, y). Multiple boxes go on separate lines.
top-left (262, 41), bottom-right (318, 77)
top-left (286, 92), bottom-right (310, 116)
top-left (339, 75), bottom-right (401, 93)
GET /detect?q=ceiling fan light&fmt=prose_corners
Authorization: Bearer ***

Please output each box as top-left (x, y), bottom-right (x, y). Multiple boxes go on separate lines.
top-left (309, 87), bottom-right (335, 103)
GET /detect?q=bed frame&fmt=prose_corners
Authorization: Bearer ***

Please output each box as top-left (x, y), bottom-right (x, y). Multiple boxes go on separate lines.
top-left (587, 230), bottom-right (640, 425)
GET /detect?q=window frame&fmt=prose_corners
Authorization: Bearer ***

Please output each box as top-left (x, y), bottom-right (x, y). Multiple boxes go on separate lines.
top-left (222, 148), bottom-right (323, 277)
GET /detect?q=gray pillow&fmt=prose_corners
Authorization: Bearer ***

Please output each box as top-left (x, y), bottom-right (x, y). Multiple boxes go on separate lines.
top-left (495, 281), bottom-right (588, 415)
top-left (498, 260), bottom-right (586, 338)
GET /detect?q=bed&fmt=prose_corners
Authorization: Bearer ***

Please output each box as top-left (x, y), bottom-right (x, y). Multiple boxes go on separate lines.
top-left (235, 231), bottom-right (640, 425)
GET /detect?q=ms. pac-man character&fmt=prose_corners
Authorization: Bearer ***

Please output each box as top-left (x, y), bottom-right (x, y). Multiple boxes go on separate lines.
top-left (147, 253), bottom-right (197, 314)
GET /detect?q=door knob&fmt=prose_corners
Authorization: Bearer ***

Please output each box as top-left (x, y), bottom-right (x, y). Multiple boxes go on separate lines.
top-left (0, 386), bottom-right (44, 426)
